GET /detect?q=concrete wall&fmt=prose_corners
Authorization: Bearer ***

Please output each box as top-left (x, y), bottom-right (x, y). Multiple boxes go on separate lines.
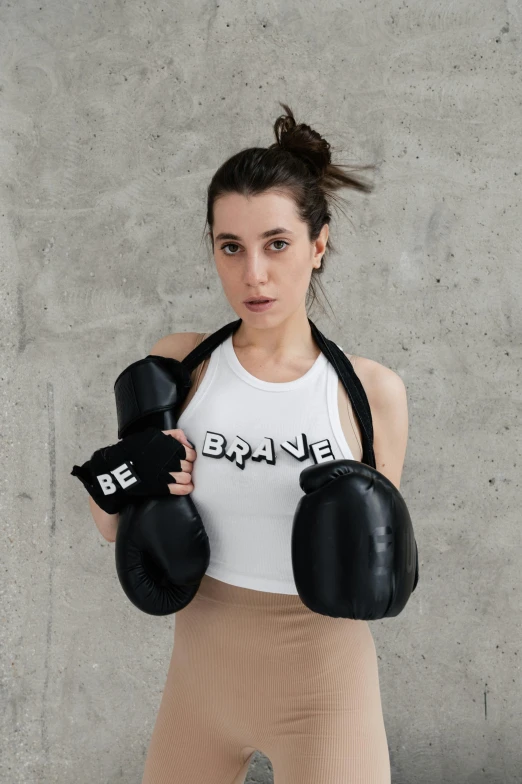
top-left (1, 1), bottom-right (520, 782)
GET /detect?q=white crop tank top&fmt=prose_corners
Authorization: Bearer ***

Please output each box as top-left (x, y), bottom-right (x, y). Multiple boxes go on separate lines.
top-left (177, 332), bottom-right (355, 594)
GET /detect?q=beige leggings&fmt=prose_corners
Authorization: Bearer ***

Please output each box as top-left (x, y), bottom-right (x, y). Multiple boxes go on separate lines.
top-left (141, 574), bottom-right (391, 784)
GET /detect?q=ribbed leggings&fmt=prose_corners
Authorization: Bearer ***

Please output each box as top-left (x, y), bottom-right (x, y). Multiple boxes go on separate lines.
top-left (141, 574), bottom-right (391, 784)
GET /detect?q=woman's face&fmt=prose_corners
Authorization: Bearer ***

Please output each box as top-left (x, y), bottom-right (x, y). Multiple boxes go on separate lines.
top-left (211, 190), bottom-right (328, 324)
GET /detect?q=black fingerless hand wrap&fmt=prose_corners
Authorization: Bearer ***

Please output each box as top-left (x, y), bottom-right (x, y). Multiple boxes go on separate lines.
top-left (71, 427), bottom-right (187, 515)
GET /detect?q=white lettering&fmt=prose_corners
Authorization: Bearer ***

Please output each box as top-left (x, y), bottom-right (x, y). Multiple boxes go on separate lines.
top-left (310, 439), bottom-right (335, 464)
top-left (112, 462), bottom-right (140, 489)
top-left (96, 473), bottom-right (118, 495)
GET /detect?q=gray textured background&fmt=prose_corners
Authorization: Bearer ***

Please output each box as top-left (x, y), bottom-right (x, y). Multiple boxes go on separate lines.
top-left (1, 1), bottom-right (521, 782)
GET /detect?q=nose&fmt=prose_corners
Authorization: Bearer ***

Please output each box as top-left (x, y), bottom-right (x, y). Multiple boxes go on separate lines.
top-left (241, 251), bottom-right (269, 287)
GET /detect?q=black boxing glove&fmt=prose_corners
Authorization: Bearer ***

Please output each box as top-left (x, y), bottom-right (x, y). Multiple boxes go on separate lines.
top-left (71, 427), bottom-right (186, 515)
top-left (291, 458), bottom-right (418, 620)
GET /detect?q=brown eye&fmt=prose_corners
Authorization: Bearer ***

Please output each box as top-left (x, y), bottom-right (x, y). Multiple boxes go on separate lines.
top-left (221, 243), bottom-right (240, 255)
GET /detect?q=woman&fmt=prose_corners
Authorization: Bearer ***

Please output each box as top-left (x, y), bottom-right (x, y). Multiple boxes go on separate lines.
top-left (92, 103), bottom-right (409, 783)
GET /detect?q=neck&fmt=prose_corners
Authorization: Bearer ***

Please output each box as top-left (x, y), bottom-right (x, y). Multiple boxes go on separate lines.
top-left (233, 309), bottom-right (319, 361)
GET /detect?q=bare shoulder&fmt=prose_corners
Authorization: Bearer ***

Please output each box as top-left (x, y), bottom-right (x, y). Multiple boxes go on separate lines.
top-left (346, 354), bottom-right (407, 409)
top-left (345, 352), bottom-right (408, 488)
top-left (149, 332), bottom-right (203, 362)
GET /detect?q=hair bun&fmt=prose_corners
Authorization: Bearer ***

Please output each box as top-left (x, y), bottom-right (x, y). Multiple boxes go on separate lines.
top-left (272, 103), bottom-right (331, 177)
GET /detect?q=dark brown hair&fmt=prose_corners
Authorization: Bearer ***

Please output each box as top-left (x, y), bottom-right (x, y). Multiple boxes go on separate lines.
top-left (204, 102), bottom-right (377, 320)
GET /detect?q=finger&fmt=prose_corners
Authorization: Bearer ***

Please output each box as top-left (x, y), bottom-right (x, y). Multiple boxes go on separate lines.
top-left (162, 428), bottom-right (187, 438)
top-left (182, 445), bottom-right (196, 461)
top-left (168, 480), bottom-right (193, 495)
top-left (167, 461), bottom-right (192, 476)
top-left (162, 428), bottom-right (195, 450)
top-left (168, 437), bottom-right (196, 460)
top-left (168, 471), bottom-right (192, 484)
top-left (160, 429), bottom-right (196, 460)
top-left (173, 459), bottom-right (193, 473)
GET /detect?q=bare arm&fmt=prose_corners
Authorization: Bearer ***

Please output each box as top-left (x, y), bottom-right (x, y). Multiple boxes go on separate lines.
top-left (353, 357), bottom-right (409, 490)
top-left (365, 362), bottom-right (409, 490)
top-left (89, 496), bottom-right (119, 543)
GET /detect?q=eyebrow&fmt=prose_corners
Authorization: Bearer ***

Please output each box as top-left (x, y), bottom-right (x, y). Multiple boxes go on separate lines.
top-left (215, 227), bottom-right (295, 242)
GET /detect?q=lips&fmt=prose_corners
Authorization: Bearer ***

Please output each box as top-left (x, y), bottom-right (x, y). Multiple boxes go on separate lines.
top-left (245, 298), bottom-right (274, 303)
